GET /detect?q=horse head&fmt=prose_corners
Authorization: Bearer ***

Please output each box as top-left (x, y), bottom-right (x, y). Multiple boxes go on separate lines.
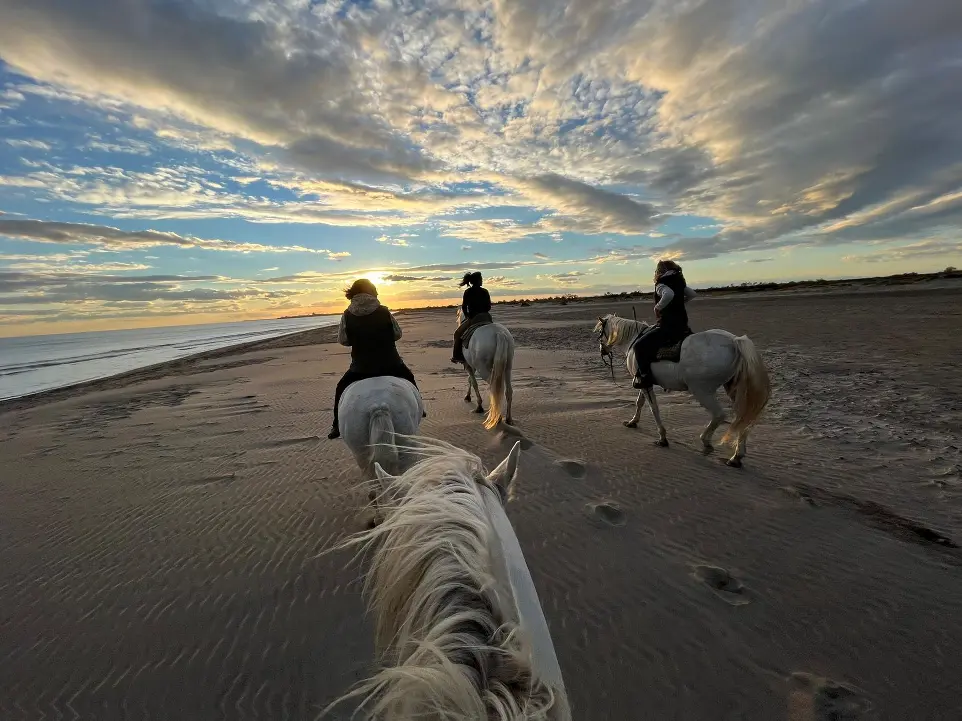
top-left (594, 314), bottom-right (617, 345)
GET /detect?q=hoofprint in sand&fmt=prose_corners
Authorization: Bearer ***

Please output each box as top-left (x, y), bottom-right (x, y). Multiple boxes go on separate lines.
top-left (455, 307), bottom-right (516, 429)
top-left (2, 284), bottom-right (962, 719)
top-left (594, 314), bottom-right (771, 467)
top-left (329, 437), bottom-right (570, 721)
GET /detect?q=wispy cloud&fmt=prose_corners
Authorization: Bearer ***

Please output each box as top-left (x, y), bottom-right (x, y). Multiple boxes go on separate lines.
top-left (0, 216), bottom-right (331, 254)
top-left (5, 138), bottom-right (52, 150)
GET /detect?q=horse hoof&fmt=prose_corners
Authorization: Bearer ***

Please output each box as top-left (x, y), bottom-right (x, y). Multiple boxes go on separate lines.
top-left (726, 458), bottom-right (743, 469)
top-left (505, 417), bottom-right (514, 425)
top-left (623, 421), bottom-right (638, 428)
top-left (701, 444), bottom-right (714, 455)
top-left (655, 439), bottom-right (670, 448)
top-left (464, 394), bottom-right (472, 403)
top-left (474, 407), bottom-right (485, 414)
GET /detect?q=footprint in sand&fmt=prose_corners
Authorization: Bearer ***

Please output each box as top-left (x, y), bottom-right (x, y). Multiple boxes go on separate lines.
top-left (585, 500), bottom-right (626, 527)
top-left (788, 672), bottom-right (871, 720)
top-left (781, 486), bottom-right (818, 507)
top-left (554, 459), bottom-right (587, 478)
top-left (498, 425), bottom-right (534, 450)
top-left (692, 564), bottom-right (753, 606)
top-left (256, 435), bottom-right (320, 449)
top-left (182, 473), bottom-right (237, 489)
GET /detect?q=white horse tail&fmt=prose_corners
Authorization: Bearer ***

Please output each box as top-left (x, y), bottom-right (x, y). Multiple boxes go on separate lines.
top-left (721, 335), bottom-right (771, 446)
top-left (369, 407), bottom-right (398, 475)
top-left (484, 329), bottom-right (512, 430)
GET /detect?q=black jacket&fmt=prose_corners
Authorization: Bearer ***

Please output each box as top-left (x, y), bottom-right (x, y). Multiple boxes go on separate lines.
top-left (338, 294), bottom-right (403, 373)
top-left (656, 271), bottom-right (690, 331)
top-left (461, 286), bottom-right (492, 318)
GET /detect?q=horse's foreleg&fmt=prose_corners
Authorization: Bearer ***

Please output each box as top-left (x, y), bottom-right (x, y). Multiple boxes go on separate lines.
top-left (644, 388), bottom-right (669, 447)
top-left (691, 386), bottom-right (726, 454)
top-left (624, 389), bottom-right (646, 428)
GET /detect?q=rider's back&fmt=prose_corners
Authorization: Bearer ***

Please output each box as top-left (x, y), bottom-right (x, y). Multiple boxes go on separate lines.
top-left (340, 293), bottom-right (403, 373)
top-left (462, 285), bottom-right (492, 318)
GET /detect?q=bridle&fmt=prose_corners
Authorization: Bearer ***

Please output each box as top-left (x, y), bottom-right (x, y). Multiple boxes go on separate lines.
top-left (597, 316), bottom-right (615, 379)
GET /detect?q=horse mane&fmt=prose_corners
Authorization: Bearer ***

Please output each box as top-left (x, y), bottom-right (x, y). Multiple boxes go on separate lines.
top-left (603, 314), bottom-right (647, 347)
top-left (330, 436), bottom-right (562, 720)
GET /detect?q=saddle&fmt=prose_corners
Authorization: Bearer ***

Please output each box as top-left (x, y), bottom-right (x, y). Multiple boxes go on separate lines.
top-left (461, 315), bottom-right (493, 349)
top-left (653, 329), bottom-right (692, 363)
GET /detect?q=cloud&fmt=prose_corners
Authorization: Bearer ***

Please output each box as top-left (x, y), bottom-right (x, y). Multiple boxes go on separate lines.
top-left (382, 274), bottom-right (454, 283)
top-left (327, 251), bottom-right (351, 261)
top-left (376, 234), bottom-right (411, 247)
top-left (513, 174), bottom-right (662, 235)
top-left (842, 240), bottom-right (962, 264)
top-left (0, 0), bottom-right (440, 184)
top-left (0, 216), bottom-right (330, 254)
top-left (0, 270), bottom-right (303, 313)
top-left (538, 270), bottom-right (592, 285)
top-left (4, 138), bottom-right (52, 150)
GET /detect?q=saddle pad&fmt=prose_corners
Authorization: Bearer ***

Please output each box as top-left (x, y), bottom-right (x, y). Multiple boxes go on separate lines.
top-left (655, 338), bottom-right (686, 362)
top-left (462, 318), bottom-right (493, 349)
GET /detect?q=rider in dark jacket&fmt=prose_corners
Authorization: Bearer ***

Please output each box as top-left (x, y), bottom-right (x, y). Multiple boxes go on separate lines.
top-left (328, 279), bottom-right (419, 439)
top-left (451, 271), bottom-right (493, 363)
top-left (630, 260), bottom-right (696, 389)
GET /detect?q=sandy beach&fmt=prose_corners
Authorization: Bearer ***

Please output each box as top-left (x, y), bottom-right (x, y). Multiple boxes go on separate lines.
top-left (2, 284), bottom-right (962, 720)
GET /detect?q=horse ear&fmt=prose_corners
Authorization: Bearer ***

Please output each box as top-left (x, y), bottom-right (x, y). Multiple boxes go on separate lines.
top-left (487, 441), bottom-right (521, 495)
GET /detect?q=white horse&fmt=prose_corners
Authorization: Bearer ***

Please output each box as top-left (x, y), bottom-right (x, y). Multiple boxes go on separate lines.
top-left (594, 314), bottom-right (771, 467)
top-left (455, 308), bottom-right (516, 429)
top-left (338, 376), bottom-right (424, 478)
top-left (330, 437), bottom-right (571, 720)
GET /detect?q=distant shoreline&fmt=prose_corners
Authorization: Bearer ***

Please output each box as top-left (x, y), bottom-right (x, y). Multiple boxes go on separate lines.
top-left (0, 323), bottom-right (340, 415)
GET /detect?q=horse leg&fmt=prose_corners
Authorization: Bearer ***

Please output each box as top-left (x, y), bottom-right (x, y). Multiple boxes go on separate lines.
top-left (504, 369), bottom-right (514, 425)
top-left (727, 430), bottom-right (748, 468)
top-left (644, 388), bottom-right (669, 447)
top-left (468, 367), bottom-right (484, 414)
top-left (690, 386), bottom-right (726, 454)
top-left (624, 389), bottom-right (646, 428)
top-left (464, 373), bottom-right (472, 403)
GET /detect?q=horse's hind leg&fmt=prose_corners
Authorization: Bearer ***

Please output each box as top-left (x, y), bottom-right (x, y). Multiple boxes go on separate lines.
top-left (467, 367), bottom-right (484, 414)
top-left (727, 430), bottom-right (748, 468)
top-left (644, 388), bottom-right (669, 447)
top-left (504, 370), bottom-right (514, 425)
top-left (624, 390), bottom-right (646, 428)
top-left (690, 386), bottom-right (726, 454)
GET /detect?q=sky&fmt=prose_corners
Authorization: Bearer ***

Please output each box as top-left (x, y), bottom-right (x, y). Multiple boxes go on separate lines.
top-left (1, 0), bottom-right (960, 337)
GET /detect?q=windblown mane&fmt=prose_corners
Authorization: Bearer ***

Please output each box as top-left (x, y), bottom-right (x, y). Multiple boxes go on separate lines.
top-left (331, 436), bottom-right (564, 720)
top-left (601, 314), bottom-right (648, 348)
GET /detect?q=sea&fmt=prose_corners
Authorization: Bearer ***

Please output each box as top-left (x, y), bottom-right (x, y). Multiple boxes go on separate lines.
top-left (0, 316), bottom-right (339, 402)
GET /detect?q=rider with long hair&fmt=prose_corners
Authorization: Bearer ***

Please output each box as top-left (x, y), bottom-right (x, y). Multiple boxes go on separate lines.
top-left (328, 278), bottom-right (420, 439)
top-left (630, 259), bottom-right (697, 389)
top-left (451, 271), bottom-right (492, 364)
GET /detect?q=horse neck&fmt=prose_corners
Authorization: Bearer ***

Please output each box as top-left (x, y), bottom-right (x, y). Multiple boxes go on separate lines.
top-left (609, 317), bottom-right (647, 348)
top-left (342, 448), bottom-right (560, 719)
